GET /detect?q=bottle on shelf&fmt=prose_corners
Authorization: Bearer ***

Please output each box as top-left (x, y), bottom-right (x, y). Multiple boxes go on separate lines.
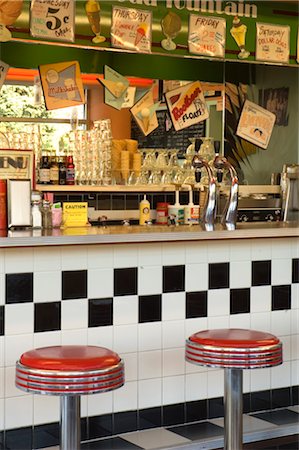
top-left (58, 156), bottom-right (67, 185)
top-left (39, 154), bottom-right (50, 185)
top-left (66, 155), bottom-right (75, 185)
top-left (41, 200), bottom-right (52, 229)
top-left (50, 152), bottom-right (59, 185)
top-left (139, 194), bottom-right (150, 225)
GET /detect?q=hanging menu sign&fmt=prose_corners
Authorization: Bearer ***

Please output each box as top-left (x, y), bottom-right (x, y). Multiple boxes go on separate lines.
top-left (188, 15), bottom-right (226, 58)
top-left (297, 26), bottom-right (299, 64)
top-left (111, 6), bottom-right (152, 53)
top-left (30, 0), bottom-right (75, 42)
top-left (256, 22), bottom-right (290, 64)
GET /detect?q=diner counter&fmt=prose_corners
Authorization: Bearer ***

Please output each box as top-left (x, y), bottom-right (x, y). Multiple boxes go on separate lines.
top-left (0, 221), bottom-right (298, 248)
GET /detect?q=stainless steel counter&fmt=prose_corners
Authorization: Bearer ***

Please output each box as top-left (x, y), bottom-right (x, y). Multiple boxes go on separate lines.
top-left (0, 222), bottom-right (298, 248)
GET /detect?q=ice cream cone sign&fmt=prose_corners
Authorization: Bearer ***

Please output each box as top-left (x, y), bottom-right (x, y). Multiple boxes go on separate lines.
top-left (135, 23), bottom-right (147, 46)
top-left (134, 98), bottom-right (160, 135)
top-left (0, 0), bottom-right (23, 41)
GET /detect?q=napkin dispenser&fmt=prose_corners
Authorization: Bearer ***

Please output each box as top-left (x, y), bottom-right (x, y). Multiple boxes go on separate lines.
top-left (7, 179), bottom-right (31, 228)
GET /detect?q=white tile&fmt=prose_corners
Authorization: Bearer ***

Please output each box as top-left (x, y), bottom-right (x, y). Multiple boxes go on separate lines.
top-left (34, 247), bottom-right (61, 272)
top-left (138, 350), bottom-right (162, 379)
top-left (113, 324), bottom-right (138, 354)
top-left (271, 361), bottom-right (291, 389)
top-left (33, 395), bottom-right (60, 425)
top-left (87, 391), bottom-right (113, 416)
top-left (61, 246), bottom-right (88, 270)
top-left (210, 415), bottom-right (277, 432)
top-left (208, 241), bottom-right (230, 263)
top-left (138, 243), bottom-right (162, 266)
top-left (250, 312), bottom-right (271, 333)
top-left (5, 395), bottom-right (33, 429)
top-left (138, 322), bottom-right (162, 352)
top-left (185, 242), bottom-right (208, 264)
top-left (0, 274), bottom-right (4, 306)
top-left (34, 271), bottom-right (61, 302)
top-left (290, 306), bottom-right (299, 334)
top-left (292, 284), bottom-right (299, 309)
top-left (185, 317), bottom-right (208, 340)
top-left (122, 352), bottom-right (138, 382)
top-left (6, 366), bottom-right (27, 397)
top-left (162, 375), bottom-right (185, 405)
top-left (229, 241), bottom-right (251, 261)
top-left (291, 334), bottom-right (299, 361)
top-left (281, 335), bottom-right (291, 362)
top-left (243, 370), bottom-right (250, 393)
top-left (251, 240), bottom-right (272, 260)
top-left (33, 331), bottom-right (61, 349)
top-left (113, 380), bottom-right (137, 412)
top-left (271, 310), bottom-right (291, 336)
top-left (5, 248), bottom-right (34, 273)
top-left (87, 246), bottom-right (114, 269)
top-left (207, 289), bottom-right (230, 317)
top-left (0, 336), bottom-right (4, 367)
top-left (289, 405), bottom-right (299, 413)
top-left (5, 304), bottom-right (33, 335)
top-left (162, 292), bottom-right (185, 321)
top-left (251, 286), bottom-right (271, 313)
top-left (251, 367), bottom-right (271, 391)
top-left (138, 378), bottom-right (162, 409)
top-left (207, 368), bottom-right (224, 398)
top-left (272, 259), bottom-right (292, 285)
top-left (61, 299), bottom-right (88, 330)
top-left (162, 321), bottom-right (185, 349)
top-left (291, 239), bottom-right (299, 258)
top-left (207, 316), bottom-right (229, 330)
top-left (87, 326), bottom-right (113, 349)
top-left (114, 295), bottom-right (138, 325)
top-left (114, 245), bottom-right (138, 268)
top-left (230, 261), bottom-right (251, 288)
top-left (272, 239), bottom-right (292, 259)
top-left (163, 348), bottom-right (185, 377)
top-left (61, 329), bottom-right (88, 345)
top-left (88, 268), bottom-right (113, 298)
top-left (291, 360), bottom-right (299, 385)
top-left (0, 251), bottom-right (4, 273)
top-left (0, 399), bottom-right (4, 429)
top-left (229, 313), bottom-right (251, 329)
top-left (138, 266), bottom-right (162, 295)
top-left (185, 263), bottom-right (208, 291)
top-left (162, 242), bottom-right (186, 265)
top-left (185, 372), bottom-right (208, 401)
top-left (122, 428), bottom-right (190, 450)
top-left (81, 396), bottom-right (88, 418)
top-left (5, 334), bottom-right (34, 366)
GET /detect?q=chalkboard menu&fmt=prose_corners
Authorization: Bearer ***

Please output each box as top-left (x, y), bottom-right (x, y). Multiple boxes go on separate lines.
top-left (131, 108), bottom-right (206, 154)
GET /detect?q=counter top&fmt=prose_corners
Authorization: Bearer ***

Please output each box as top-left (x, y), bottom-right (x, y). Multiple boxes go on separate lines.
top-left (0, 222), bottom-right (298, 248)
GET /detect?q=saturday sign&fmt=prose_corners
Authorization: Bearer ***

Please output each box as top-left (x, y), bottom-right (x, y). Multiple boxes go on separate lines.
top-left (165, 81), bottom-right (209, 131)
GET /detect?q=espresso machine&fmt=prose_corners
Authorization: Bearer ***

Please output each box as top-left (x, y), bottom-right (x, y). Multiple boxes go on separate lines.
top-left (281, 164), bottom-right (299, 222)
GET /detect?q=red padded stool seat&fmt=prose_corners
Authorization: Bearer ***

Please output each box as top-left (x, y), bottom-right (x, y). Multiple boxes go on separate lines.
top-left (16, 345), bottom-right (124, 450)
top-left (185, 329), bottom-right (282, 450)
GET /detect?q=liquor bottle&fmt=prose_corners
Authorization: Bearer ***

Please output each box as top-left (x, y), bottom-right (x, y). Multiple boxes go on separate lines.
top-left (58, 157), bottom-right (67, 185)
top-left (50, 154), bottom-right (59, 185)
top-left (39, 155), bottom-right (50, 184)
top-left (66, 155), bottom-right (75, 185)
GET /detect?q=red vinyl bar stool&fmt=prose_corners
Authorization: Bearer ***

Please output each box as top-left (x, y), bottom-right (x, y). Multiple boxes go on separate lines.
top-left (185, 329), bottom-right (282, 450)
top-left (15, 345), bottom-right (125, 450)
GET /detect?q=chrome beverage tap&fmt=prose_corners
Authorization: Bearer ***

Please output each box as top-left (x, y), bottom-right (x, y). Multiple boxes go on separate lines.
top-left (213, 154), bottom-right (239, 230)
top-left (192, 154), bottom-right (217, 231)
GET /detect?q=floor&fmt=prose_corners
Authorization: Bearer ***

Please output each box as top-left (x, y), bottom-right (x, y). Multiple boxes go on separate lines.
top-left (36, 406), bottom-right (299, 450)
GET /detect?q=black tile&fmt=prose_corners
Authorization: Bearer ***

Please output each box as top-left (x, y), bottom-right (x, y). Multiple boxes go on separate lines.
top-left (169, 421), bottom-right (223, 440)
top-left (114, 268), bottom-right (137, 296)
top-left (292, 385), bottom-right (299, 405)
top-left (163, 403), bottom-right (185, 426)
top-left (152, 194), bottom-right (166, 209)
top-left (34, 302), bottom-right (61, 332)
top-left (81, 437), bottom-right (141, 449)
top-left (53, 194), bottom-right (68, 203)
top-left (6, 273), bottom-right (33, 304)
top-left (89, 298), bottom-right (113, 327)
top-left (272, 387), bottom-right (291, 409)
top-left (83, 194), bottom-right (96, 208)
top-left (113, 411), bottom-right (138, 435)
top-left (68, 194), bottom-right (83, 202)
top-left (230, 288), bottom-right (250, 314)
top-left (163, 265), bottom-right (185, 293)
top-left (5, 426), bottom-right (32, 450)
top-left (139, 295), bottom-right (161, 323)
top-left (243, 393), bottom-right (251, 413)
top-left (125, 194), bottom-right (139, 210)
top-left (97, 193), bottom-right (111, 210)
top-left (209, 263), bottom-right (229, 289)
top-left (252, 260), bottom-right (271, 286)
top-left (251, 390), bottom-right (271, 412)
top-left (293, 259), bottom-right (299, 283)
top-left (186, 399), bottom-right (208, 422)
top-left (139, 407), bottom-right (162, 430)
top-left (186, 291), bottom-right (207, 318)
top-left (33, 423), bottom-right (59, 449)
top-left (87, 414), bottom-right (113, 439)
top-left (62, 270), bottom-right (87, 300)
top-left (180, 191), bottom-right (189, 205)
top-left (253, 409), bottom-right (299, 426)
top-left (272, 285), bottom-right (291, 310)
top-left (208, 397), bottom-right (224, 419)
top-left (112, 194), bottom-right (125, 210)
top-left (0, 305), bottom-right (4, 336)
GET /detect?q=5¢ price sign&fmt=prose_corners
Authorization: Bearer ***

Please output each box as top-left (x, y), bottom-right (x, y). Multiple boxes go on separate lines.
top-left (30, 0), bottom-right (75, 43)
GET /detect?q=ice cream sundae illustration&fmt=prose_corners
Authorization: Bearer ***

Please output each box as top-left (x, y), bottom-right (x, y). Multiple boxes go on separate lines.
top-left (161, 12), bottom-right (181, 51)
top-left (0, 0), bottom-right (23, 42)
top-left (230, 16), bottom-right (250, 59)
top-left (135, 23), bottom-right (148, 47)
top-left (85, 0), bottom-right (106, 44)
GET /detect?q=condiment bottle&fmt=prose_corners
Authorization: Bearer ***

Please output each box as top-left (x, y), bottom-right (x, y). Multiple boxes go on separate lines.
top-left (156, 202), bottom-right (169, 225)
top-left (42, 200), bottom-right (52, 229)
top-left (39, 155), bottom-right (50, 185)
top-left (184, 187), bottom-right (200, 225)
top-left (66, 155), bottom-right (75, 185)
top-left (139, 194), bottom-right (150, 225)
top-left (31, 200), bottom-right (42, 228)
top-left (168, 190), bottom-right (184, 225)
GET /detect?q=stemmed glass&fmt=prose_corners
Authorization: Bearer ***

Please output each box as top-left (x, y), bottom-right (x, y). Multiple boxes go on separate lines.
top-left (85, 0), bottom-right (106, 44)
top-left (161, 12), bottom-right (182, 51)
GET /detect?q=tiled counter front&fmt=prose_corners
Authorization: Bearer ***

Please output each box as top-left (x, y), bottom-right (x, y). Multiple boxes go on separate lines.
top-left (0, 237), bottom-right (298, 447)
